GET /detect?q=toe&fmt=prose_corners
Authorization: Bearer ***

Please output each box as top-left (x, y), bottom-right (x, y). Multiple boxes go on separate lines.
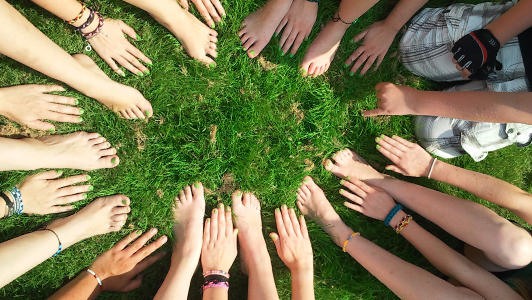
top-left (99, 147), bottom-right (116, 157)
top-left (242, 192), bottom-right (251, 206)
top-left (323, 159), bottom-right (334, 171)
top-left (90, 136), bottom-right (106, 146)
top-left (87, 133), bottom-right (102, 142)
top-left (94, 141), bottom-right (111, 151)
top-left (184, 185), bottom-right (193, 200)
top-left (231, 190), bottom-right (243, 208)
top-left (98, 155), bottom-right (119, 169)
top-left (107, 195), bottom-right (130, 208)
top-left (179, 189), bottom-right (186, 202)
top-left (192, 182), bottom-right (204, 200)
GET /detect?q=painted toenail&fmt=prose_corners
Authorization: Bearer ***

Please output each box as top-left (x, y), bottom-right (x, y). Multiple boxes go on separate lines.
top-left (111, 157), bottom-right (117, 164)
top-left (137, 71), bottom-right (143, 76)
top-left (79, 109), bottom-right (85, 115)
top-left (290, 208), bottom-right (294, 212)
top-left (392, 135), bottom-right (397, 139)
top-left (147, 61), bottom-right (153, 66)
top-left (151, 228), bottom-right (157, 233)
top-left (144, 70), bottom-right (150, 75)
top-left (249, 50), bottom-right (255, 56)
top-left (218, 203), bottom-right (223, 208)
top-left (209, 62), bottom-right (215, 68)
top-left (78, 116), bottom-right (83, 122)
top-left (281, 51), bottom-right (285, 56)
top-left (211, 23), bottom-right (215, 29)
top-left (282, 204), bottom-right (287, 209)
top-left (88, 185), bottom-right (94, 191)
top-left (380, 134), bottom-right (385, 139)
top-left (207, 218), bottom-right (211, 223)
top-left (56, 170), bottom-right (62, 174)
top-left (275, 208), bottom-right (280, 212)
top-left (145, 110), bottom-right (151, 117)
top-left (122, 199), bottom-right (127, 205)
top-left (213, 209), bottom-right (218, 213)
top-left (375, 137), bottom-right (381, 142)
top-left (83, 193), bottom-right (88, 199)
top-left (305, 36), bottom-right (309, 41)
top-left (278, 46), bottom-right (281, 50)
top-left (48, 128), bottom-right (55, 133)
top-left (136, 34), bottom-right (142, 41)
top-left (136, 230), bottom-right (142, 235)
top-left (376, 145), bottom-right (381, 149)
top-left (339, 189), bottom-right (344, 194)
top-left (124, 215), bottom-right (127, 219)
top-left (269, 233), bottom-right (276, 239)
top-left (120, 71), bottom-right (126, 77)
top-left (349, 38), bottom-right (354, 43)
top-left (304, 178), bottom-right (309, 182)
top-left (346, 176), bottom-right (351, 180)
top-left (235, 229), bottom-right (239, 235)
top-left (194, 183), bottom-right (200, 188)
top-left (340, 180), bottom-right (345, 184)
top-left (236, 192), bottom-right (242, 197)
top-left (220, 21), bottom-right (224, 25)
top-left (225, 206), bottom-right (231, 211)
top-left (222, 13), bottom-right (226, 19)
top-left (385, 167), bottom-right (391, 170)
top-left (74, 99), bottom-right (79, 105)
top-left (86, 175), bottom-right (91, 180)
top-left (349, 72), bottom-right (354, 76)
top-left (242, 46), bottom-right (246, 51)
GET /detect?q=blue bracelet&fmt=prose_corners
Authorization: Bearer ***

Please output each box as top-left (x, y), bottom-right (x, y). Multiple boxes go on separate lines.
top-left (384, 204), bottom-right (402, 226)
top-left (8, 186), bottom-right (23, 214)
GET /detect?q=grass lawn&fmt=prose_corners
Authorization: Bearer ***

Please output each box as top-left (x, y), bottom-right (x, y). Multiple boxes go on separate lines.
top-left (1, 0), bottom-right (531, 299)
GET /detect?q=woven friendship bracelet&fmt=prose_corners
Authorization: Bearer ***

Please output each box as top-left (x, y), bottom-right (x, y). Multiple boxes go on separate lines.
top-left (82, 12), bottom-right (104, 39)
top-left (0, 192), bottom-right (14, 217)
top-left (342, 232), bottom-right (360, 252)
top-left (8, 187), bottom-right (23, 214)
top-left (394, 215), bottom-right (413, 234)
top-left (39, 227), bottom-right (63, 257)
top-left (201, 274), bottom-right (229, 294)
top-left (203, 270), bottom-right (230, 278)
top-left (85, 268), bottom-right (104, 291)
top-left (384, 204), bottom-right (402, 226)
top-left (202, 281), bottom-right (229, 293)
top-left (331, 12), bottom-right (358, 25)
top-left (76, 8), bottom-right (95, 32)
top-left (67, 1), bottom-right (87, 25)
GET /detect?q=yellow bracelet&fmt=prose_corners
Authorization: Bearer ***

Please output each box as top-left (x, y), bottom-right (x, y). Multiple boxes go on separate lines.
top-left (342, 232), bottom-right (360, 252)
top-left (395, 215), bottom-right (413, 234)
top-left (68, 2), bottom-right (87, 25)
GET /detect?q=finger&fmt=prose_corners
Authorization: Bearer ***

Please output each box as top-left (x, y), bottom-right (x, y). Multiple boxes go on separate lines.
top-left (118, 20), bottom-right (138, 40)
top-left (32, 170), bottom-right (63, 180)
top-left (131, 251), bottom-right (166, 275)
top-left (281, 205), bottom-right (296, 237)
top-left (114, 229), bottom-right (143, 251)
top-left (376, 143), bottom-right (401, 164)
top-left (380, 135), bottom-right (408, 152)
top-left (353, 29), bottom-right (368, 43)
top-left (44, 111), bottom-right (83, 123)
top-left (275, 207), bottom-right (288, 238)
top-left (360, 55), bottom-right (378, 75)
top-left (203, 218), bottom-right (211, 246)
top-left (43, 94), bottom-right (78, 106)
top-left (275, 16), bottom-right (288, 36)
top-left (455, 63), bottom-right (463, 71)
top-left (216, 203), bottom-right (226, 239)
top-left (53, 174), bottom-right (90, 188)
top-left (279, 23), bottom-right (293, 48)
top-left (123, 51), bottom-right (148, 74)
top-left (225, 205), bottom-right (233, 237)
top-left (210, 208), bottom-right (219, 241)
top-left (288, 207), bottom-right (301, 236)
top-left (299, 215), bottom-right (309, 239)
top-left (290, 32), bottom-right (306, 55)
top-left (373, 55), bottom-right (384, 71)
top-left (350, 178), bottom-right (374, 194)
top-left (351, 52), bottom-right (369, 74)
top-left (179, 0), bottom-right (189, 10)
top-left (57, 193), bottom-right (90, 205)
top-left (384, 165), bottom-right (408, 176)
top-left (39, 85), bottom-right (66, 94)
top-left (392, 135), bottom-right (415, 148)
top-left (51, 205), bottom-right (75, 213)
top-left (126, 228), bottom-right (158, 256)
top-left (27, 120), bottom-right (55, 131)
top-left (269, 232), bottom-right (282, 254)
top-left (363, 108), bottom-right (386, 117)
top-left (56, 184), bottom-right (92, 198)
top-left (282, 30), bottom-right (299, 56)
top-left (344, 201), bottom-right (364, 214)
top-left (211, 0), bottom-right (226, 19)
top-left (202, 0), bottom-right (221, 23)
top-left (341, 179), bottom-right (367, 198)
top-left (121, 274), bottom-right (144, 292)
top-left (452, 58), bottom-right (458, 64)
top-left (115, 56), bottom-right (142, 76)
top-left (195, 1), bottom-right (214, 28)
top-left (101, 55), bottom-right (125, 77)
top-left (462, 69), bottom-right (472, 78)
top-left (340, 188), bottom-right (364, 205)
top-left (133, 235), bottom-right (168, 261)
top-left (126, 44), bottom-right (152, 66)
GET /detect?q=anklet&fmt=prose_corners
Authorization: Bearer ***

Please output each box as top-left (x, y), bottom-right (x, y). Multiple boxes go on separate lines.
top-left (342, 232), bottom-right (360, 252)
top-left (85, 268), bottom-right (103, 291)
top-left (0, 191), bottom-right (14, 217)
top-left (393, 215), bottom-right (413, 234)
top-left (39, 227), bottom-right (63, 257)
top-left (384, 204), bottom-right (402, 226)
top-left (203, 270), bottom-right (230, 278)
top-left (7, 187), bottom-right (23, 215)
top-left (67, 1), bottom-right (87, 25)
top-left (331, 12), bottom-right (358, 25)
top-left (427, 158), bottom-right (438, 179)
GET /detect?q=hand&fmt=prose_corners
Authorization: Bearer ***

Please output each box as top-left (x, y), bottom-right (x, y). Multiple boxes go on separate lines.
top-left (363, 82), bottom-right (420, 117)
top-left (375, 135), bottom-right (433, 177)
top-left (270, 205), bottom-right (313, 272)
top-left (201, 203), bottom-right (238, 273)
top-left (91, 228), bottom-right (167, 292)
top-left (88, 19), bottom-right (152, 76)
top-left (451, 29), bottom-right (501, 79)
top-left (340, 178), bottom-right (395, 221)
top-left (275, 0), bottom-right (318, 56)
top-left (0, 85), bottom-right (81, 131)
top-left (187, 0), bottom-right (226, 28)
top-left (18, 171), bottom-right (92, 215)
top-left (345, 21), bottom-right (397, 75)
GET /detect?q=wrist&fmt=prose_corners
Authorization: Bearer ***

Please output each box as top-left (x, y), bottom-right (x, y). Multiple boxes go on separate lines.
top-left (382, 17), bottom-right (403, 33)
top-left (72, 8), bottom-right (90, 27)
top-left (388, 210), bottom-right (406, 228)
top-left (290, 266), bottom-right (314, 278)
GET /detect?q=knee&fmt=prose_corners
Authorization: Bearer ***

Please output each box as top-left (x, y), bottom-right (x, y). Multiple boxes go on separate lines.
top-left (494, 224), bottom-right (532, 268)
top-left (414, 116), bottom-right (464, 159)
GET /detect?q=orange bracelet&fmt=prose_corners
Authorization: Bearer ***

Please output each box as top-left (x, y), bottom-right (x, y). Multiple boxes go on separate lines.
top-left (67, 2), bottom-right (87, 25)
top-left (394, 215), bottom-right (413, 234)
top-left (342, 232), bottom-right (360, 252)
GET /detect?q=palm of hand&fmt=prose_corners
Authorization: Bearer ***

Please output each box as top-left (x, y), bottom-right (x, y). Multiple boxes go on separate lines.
top-left (278, 236), bottom-right (313, 271)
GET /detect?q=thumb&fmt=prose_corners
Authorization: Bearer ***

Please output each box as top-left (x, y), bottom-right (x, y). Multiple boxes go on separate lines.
top-left (34, 170), bottom-right (63, 180)
top-left (28, 120), bottom-right (55, 132)
top-left (122, 274), bottom-right (143, 292)
top-left (384, 165), bottom-right (407, 176)
top-left (118, 20), bottom-right (137, 40)
top-left (363, 108), bottom-right (386, 117)
top-left (353, 29), bottom-right (368, 43)
top-left (269, 233), bottom-right (282, 254)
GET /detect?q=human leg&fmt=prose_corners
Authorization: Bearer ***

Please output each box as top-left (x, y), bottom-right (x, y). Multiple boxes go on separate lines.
top-left (232, 191), bottom-right (279, 300)
top-left (154, 183), bottom-right (205, 300)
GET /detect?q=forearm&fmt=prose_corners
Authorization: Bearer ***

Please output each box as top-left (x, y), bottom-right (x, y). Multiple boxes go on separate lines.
top-left (48, 272), bottom-right (99, 300)
top-left (400, 220), bottom-right (522, 300)
top-left (290, 269), bottom-right (314, 300)
top-left (411, 90), bottom-right (532, 124)
top-left (382, 0), bottom-right (428, 32)
top-left (31, 0), bottom-right (99, 32)
top-left (338, 0), bottom-right (379, 24)
top-left (431, 160), bottom-right (532, 224)
top-left (153, 250), bottom-right (197, 300)
top-left (0, 138), bottom-right (51, 171)
top-left (484, 0), bottom-right (532, 45)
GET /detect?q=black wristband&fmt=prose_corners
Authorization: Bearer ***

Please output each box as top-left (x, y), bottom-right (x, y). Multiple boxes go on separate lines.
top-left (203, 274), bottom-right (229, 283)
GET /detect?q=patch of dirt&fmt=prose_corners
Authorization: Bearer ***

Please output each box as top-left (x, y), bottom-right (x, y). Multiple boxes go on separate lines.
top-left (291, 102), bottom-right (304, 124)
top-left (156, 189), bottom-right (164, 199)
top-left (257, 55), bottom-right (277, 72)
top-left (181, 66), bottom-right (188, 76)
top-left (0, 121), bottom-right (45, 138)
top-left (134, 125), bottom-right (147, 151)
top-left (218, 173), bottom-right (235, 194)
top-left (304, 158), bottom-right (315, 171)
top-left (210, 125), bottom-right (217, 144)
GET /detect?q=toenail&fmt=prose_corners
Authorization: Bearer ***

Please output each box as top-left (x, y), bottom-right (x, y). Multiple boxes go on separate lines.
top-left (56, 170), bottom-right (62, 174)
top-left (275, 208), bottom-right (280, 213)
top-left (74, 99), bottom-right (79, 105)
top-left (376, 145), bottom-right (381, 149)
top-left (211, 23), bottom-right (215, 29)
top-left (282, 204), bottom-right (287, 209)
top-left (207, 218), bottom-right (211, 223)
top-left (349, 72), bottom-right (354, 76)
top-left (111, 157), bottom-right (117, 164)
top-left (242, 46), bottom-right (246, 51)
top-left (392, 135), bottom-right (397, 139)
top-left (344, 202), bottom-right (349, 206)
top-left (304, 178), bottom-right (309, 182)
top-left (137, 71), bottom-right (144, 76)
top-left (380, 134), bottom-right (385, 139)
top-left (194, 183), bottom-right (200, 188)
top-left (145, 110), bottom-right (151, 117)
top-left (349, 38), bottom-right (354, 43)
top-left (236, 192), bottom-right (242, 197)
top-left (122, 199), bottom-right (127, 205)
top-left (375, 137), bottom-right (381, 142)
top-left (209, 62), bottom-right (215, 68)
top-left (344, 64), bottom-right (348, 68)
top-left (278, 46), bottom-right (281, 50)
top-left (222, 13), bottom-right (226, 19)
top-left (88, 185), bottom-right (94, 191)
top-left (218, 203), bottom-right (223, 208)
top-left (120, 71), bottom-right (126, 77)
top-left (340, 180), bottom-right (345, 184)
top-left (136, 230), bottom-right (142, 235)
top-left (385, 167), bottom-right (391, 170)
top-left (225, 206), bottom-right (231, 211)
top-left (249, 50), bottom-right (255, 56)
top-left (235, 229), bottom-right (239, 234)
top-left (161, 236), bottom-right (168, 243)
top-left (124, 215), bottom-right (127, 219)
top-left (86, 175), bottom-right (91, 180)
top-left (80, 109), bottom-right (85, 115)
top-left (78, 116), bottom-right (83, 122)
top-left (48, 128), bottom-right (55, 133)
top-left (290, 208), bottom-right (294, 212)
top-left (213, 208), bottom-right (218, 213)
top-left (269, 233), bottom-right (276, 239)
top-left (147, 61), bottom-right (153, 66)
top-left (151, 228), bottom-right (157, 233)
top-left (220, 21), bottom-right (224, 25)
top-left (281, 51), bottom-right (285, 56)
top-left (144, 69), bottom-right (151, 75)
top-left (305, 36), bottom-right (309, 41)
top-left (83, 193), bottom-right (88, 199)
top-left (346, 176), bottom-right (351, 180)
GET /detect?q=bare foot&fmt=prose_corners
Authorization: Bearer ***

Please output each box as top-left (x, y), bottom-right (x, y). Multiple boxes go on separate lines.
top-left (48, 195), bottom-right (131, 248)
top-left (296, 176), bottom-right (351, 246)
top-left (19, 171), bottom-right (92, 215)
top-left (275, 0), bottom-right (317, 56)
top-left (151, 0), bottom-right (218, 66)
top-left (72, 54), bottom-right (153, 120)
top-left (300, 21), bottom-right (349, 76)
top-left (172, 183), bottom-right (205, 257)
top-left (323, 148), bottom-right (383, 181)
top-left (37, 131), bottom-right (119, 171)
top-left (239, 0), bottom-right (293, 58)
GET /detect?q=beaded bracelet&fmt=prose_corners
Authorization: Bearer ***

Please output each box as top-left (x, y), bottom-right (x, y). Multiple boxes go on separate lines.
top-left (342, 232), bottom-right (360, 252)
top-left (67, 1), bottom-right (87, 25)
top-left (85, 268), bottom-right (104, 291)
top-left (0, 191), bottom-right (14, 217)
top-left (331, 12), bottom-right (358, 25)
top-left (8, 187), bottom-right (23, 214)
top-left (76, 8), bottom-right (95, 32)
top-left (384, 204), bottom-right (402, 226)
top-left (39, 227), bottom-right (63, 257)
top-left (203, 270), bottom-right (230, 278)
top-left (393, 215), bottom-right (413, 234)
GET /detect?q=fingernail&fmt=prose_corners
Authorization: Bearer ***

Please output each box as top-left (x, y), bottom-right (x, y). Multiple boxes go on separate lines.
top-left (88, 185), bottom-right (94, 191)
top-left (344, 64), bottom-right (348, 68)
top-left (111, 157), bottom-right (117, 164)
top-left (209, 62), bottom-right (215, 68)
top-left (147, 61), bottom-right (153, 66)
top-left (83, 193), bottom-right (88, 199)
top-left (349, 38), bottom-right (354, 43)
top-left (392, 135), bottom-right (397, 139)
top-left (161, 236), bottom-right (168, 243)
top-left (282, 204), bottom-right (287, 209)
top-left (236, 191), bottom-right (242, 197)
top-left (222, 14), bottom-right (226, 19)
top-left (136, 34), bottom-right (142, 41)
top-left (211, 23), bottom-right (215, 29)
top-left (326, 161), bottom-right (331, 167)
top-left (339, 189), bottom-right (344, 194)
top-left (120, 71), bottom-right (126, 77)
top-left (376, 145), bottom-right (381, 149)
top-left (349, 72), bottom-right (354, 76)
top-left (78, 116), bottom-right (83, 122)
top-left (213, 209), bottom-right (218, 213)
top-left (281, 51), bottom-right (285, 56)
top-left (385, 167), bottom-right (391, 170)
top-left (137, 71), bottom-right (144, 76)
top-left (359, 74), bottom-right (363, 78)
top-left (74, 99), bottom-right (79, 105)
top-left (346, 176), bottom-right (351, 180)
top-left (194, 183), bottom-right (200, 188)
top-left (122, 199), bottom-right (127, 205)
top-left (48, 128), bottom-right (55, 133)
top-left (380, 134), bottom-right (385, 139)
top-left (275, 32), bottom-right (279, 37)
top-left (275, 208), bottom-right (280, 212)
top-left (56, 170), bottom-right (62, 174)
top-left (249, 50), bottom-right (255, 56)
top-left (86, 175), bottom-right (91, 180)
top-left (278, 46), bottom-right (281, 50)
top-left (79, 109), bottom-right (85, 115)
top-left (304, 178), bottom-right (309, 182)
top-left (225, 206), bottom-right (231, 211)
top-left (375, 137), bottom-right (381, 142)
top-left (289, 207), bottom-right (295, 212)
top-left (235, 229), bottom-right (239, 235)
top-left (144, 69), bottom-right (151, 75)
top-left (344, 202), bottom-right (349, 206)
top-left (145, 110), bottom-right (151, 117)
top-left (269, 233), bottom-right (276, 239)
top-left (305, 36), bottom-right (309, 41)
top-left (242, 46), bottom-right (246, 51)
top-left (218, 203), bottom-right (223, 208)
top-left (151, 228), bottom-right (157, 234)
top-left (340, 180), bottom-right (345, 184)
top-left (136, 230), bottom-right (142, 235)
top-left (220, 21), bottom-right (224, 26)
top-left (289, 53), bottom-right (294, 58)
top-left (207, 218), bottom-right (211, 223)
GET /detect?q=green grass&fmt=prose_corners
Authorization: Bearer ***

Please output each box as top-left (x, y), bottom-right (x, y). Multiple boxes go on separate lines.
top-left (1, 0), bottom-right (531, 299)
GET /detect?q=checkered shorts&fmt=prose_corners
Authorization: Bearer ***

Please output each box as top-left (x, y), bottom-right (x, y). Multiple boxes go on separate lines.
top-left (400, 1), bottom-right (532, 161)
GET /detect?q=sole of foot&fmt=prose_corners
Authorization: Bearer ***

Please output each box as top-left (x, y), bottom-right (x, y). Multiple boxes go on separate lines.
top-left (239, 0), bottom-right (293, 58)
top-left (37, 131), bottom-right (119, 171)
top-left (323, 148), bottom-right (383, 181)
top-left (300, 21), bottom-right (349, 76)
top-left (173, 183), bottom-right (206, 257)
top-left (47, 195), bottom-right (131, 248)
top-left (72, 54), bottom-right (153, 119)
